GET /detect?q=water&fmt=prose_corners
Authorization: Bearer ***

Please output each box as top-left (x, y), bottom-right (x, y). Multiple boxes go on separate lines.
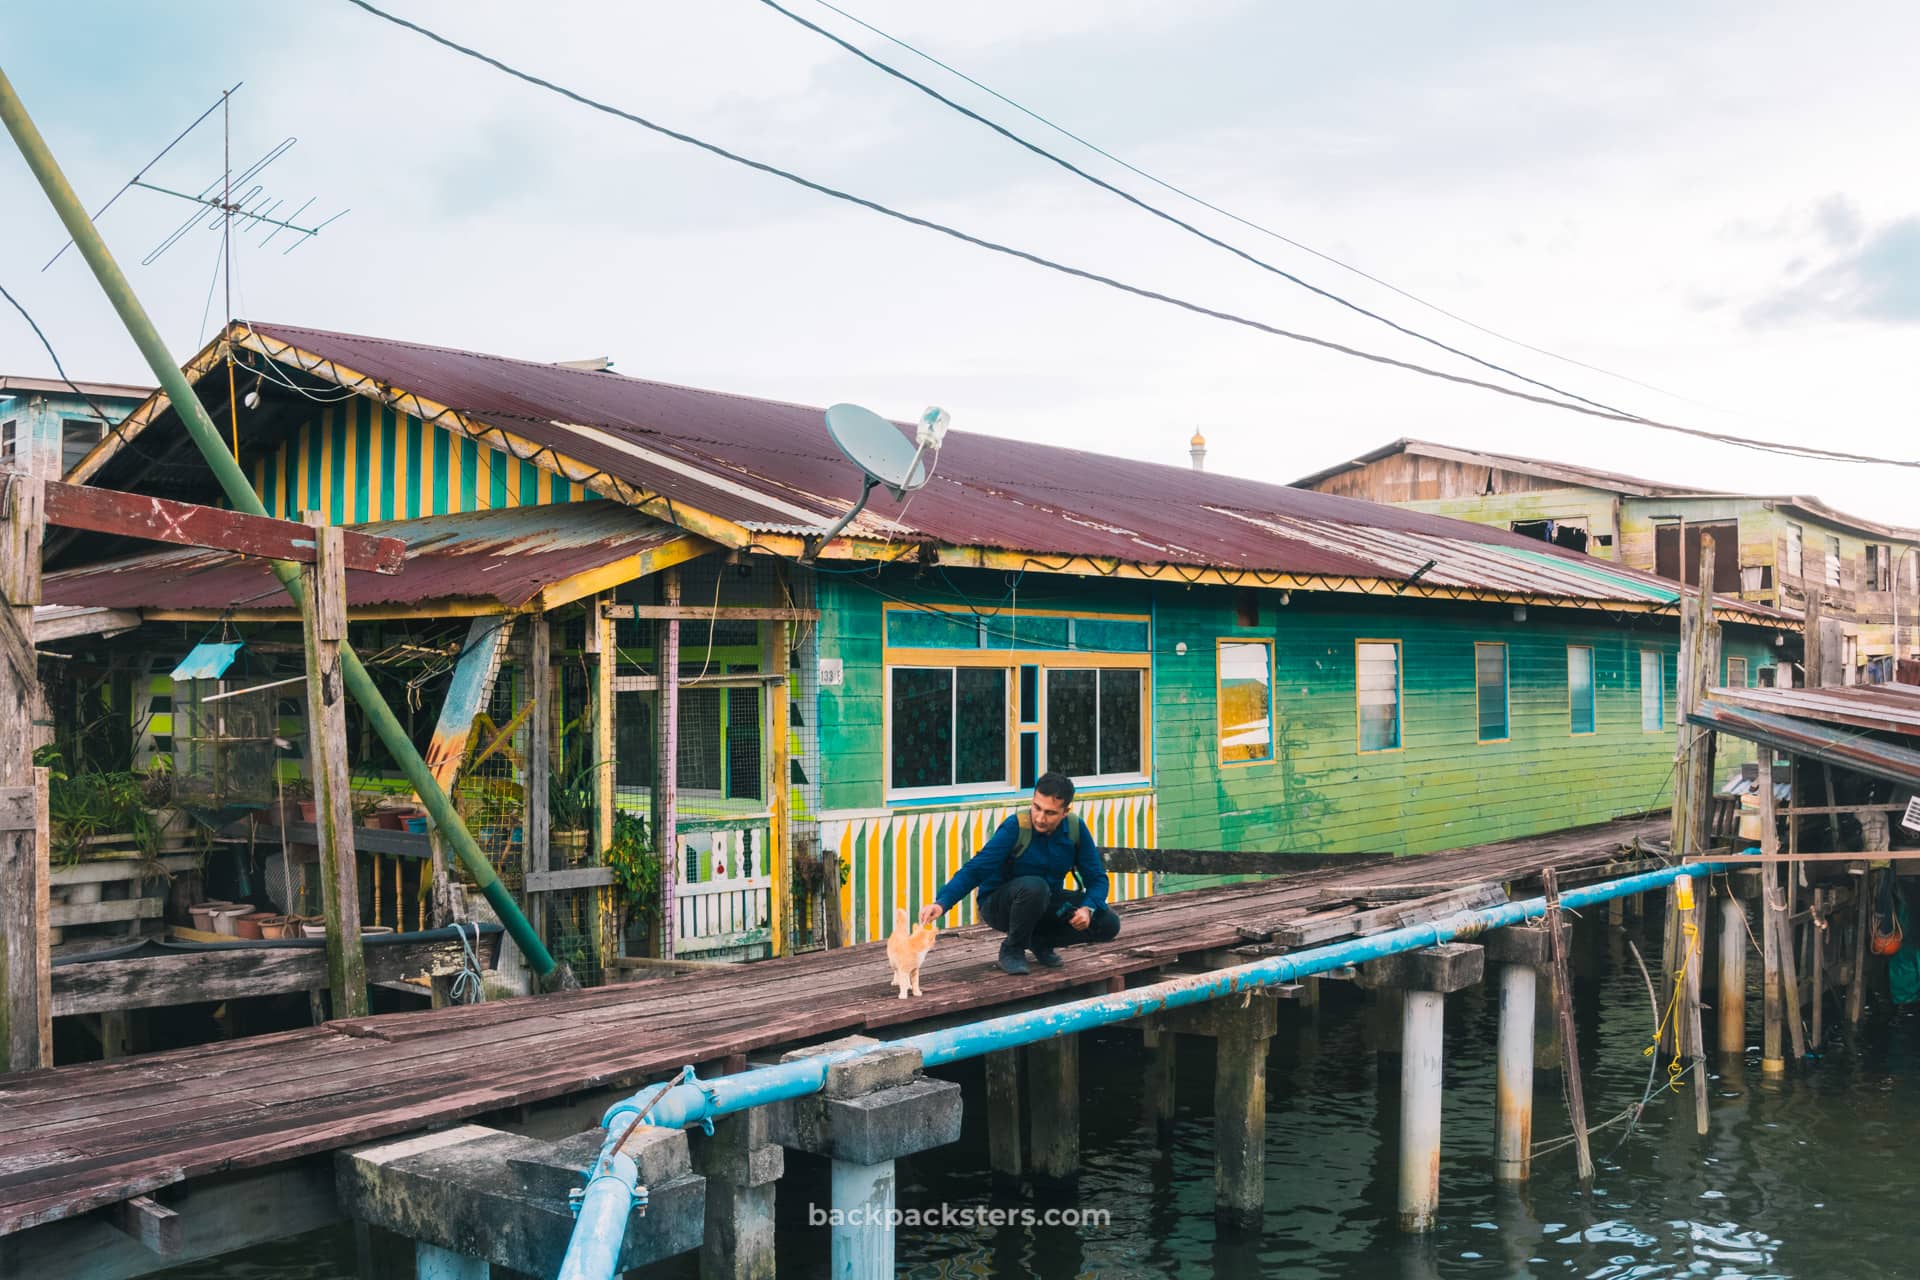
top-left (167, 921), bottom-right (1920, 1279)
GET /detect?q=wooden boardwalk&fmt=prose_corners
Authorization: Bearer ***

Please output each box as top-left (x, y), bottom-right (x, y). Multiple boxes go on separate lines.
top-left (0, 816), bottom-right (1664, 1237)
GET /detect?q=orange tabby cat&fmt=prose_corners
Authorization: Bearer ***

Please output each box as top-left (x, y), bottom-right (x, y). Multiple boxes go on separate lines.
top-left (886, 907), bottom-right (937, 998)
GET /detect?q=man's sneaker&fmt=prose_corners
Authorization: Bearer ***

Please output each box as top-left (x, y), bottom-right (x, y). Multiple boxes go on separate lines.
top-left (1030, 946), bottom-right (1065, 969)
top-left (997, 944), bottom-right (1031, 975)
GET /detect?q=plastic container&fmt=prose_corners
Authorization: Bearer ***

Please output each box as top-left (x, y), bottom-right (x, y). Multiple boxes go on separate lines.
top-left (212, 906), bottom-right (251, 937)
top-left (404, 815), bottom-right (430, 834)
top-left (1737, 793), bottom-right (1763, 840)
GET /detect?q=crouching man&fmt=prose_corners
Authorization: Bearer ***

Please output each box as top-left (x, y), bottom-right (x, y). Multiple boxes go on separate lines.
top-left (918, 771), bottom-right (1121, 975)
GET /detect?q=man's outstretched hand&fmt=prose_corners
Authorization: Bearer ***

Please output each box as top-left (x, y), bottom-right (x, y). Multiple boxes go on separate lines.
top-left (1068, 906), bottom-right (1093, 931)
top-left (918, 903), bottom-right (944, 927)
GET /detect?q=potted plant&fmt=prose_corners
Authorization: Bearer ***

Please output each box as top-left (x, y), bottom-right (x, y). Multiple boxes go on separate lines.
top-left (548, 760), bottom-right (601, 861)
top-left (604, 811), bottom-right (661, 944)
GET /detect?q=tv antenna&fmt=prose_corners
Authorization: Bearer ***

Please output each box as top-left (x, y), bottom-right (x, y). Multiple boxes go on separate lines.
top-left (42, 83), bottom-right (348, 274)
top-left (811, 402), bottom-right (949, 554)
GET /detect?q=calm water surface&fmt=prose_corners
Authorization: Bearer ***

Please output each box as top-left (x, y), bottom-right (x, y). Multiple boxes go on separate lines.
top-left (164, 922), bottom-right (1920, 1279)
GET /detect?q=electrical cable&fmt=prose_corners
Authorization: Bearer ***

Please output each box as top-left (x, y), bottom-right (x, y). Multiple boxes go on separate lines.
top-left (761, 0), bottom-right (1639, 420)
top-left (797, 0), bottom-right (1714, 410)
top-left (339, 0), bottom-right (1920, 472)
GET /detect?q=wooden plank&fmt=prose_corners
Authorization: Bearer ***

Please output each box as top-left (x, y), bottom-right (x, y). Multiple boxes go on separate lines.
top-left (2, 473), bottom-right (49, 1075)
top-left (32, 607), bottom-right (142, 641)
top-left (44, 481), bottom-right (405, 574)
top-left (603, 604), bottom-right (819, 621)
top-left (1103, 847), bottom-right (1393, 876)
top-left (525, 614), bottom-right (551, 917)
top-left (1272, 882), bottom-right (1506, 948)
top-left (525, 867), bottom-right (615, 892)
top-left (0, 785), bottom-right (34, 833)
top-left (246, 822), bottom-right (429, 858)
top-left (101, 1194), bottom-right (180, 1257)
top-left (302, 519), bottom-right (367, 1020)
top-left (1, 771), bottom-right (50, 1073)
top-left (423, 617), bottom-right (513, 790)
top-left (50, 935), bottom-right (499, 1017)
top-left (49, 854), bottom-right (197, 886)
top-left (48, 897), bottom-right (162, 928)
top-left (770, 620), bottom-right (791, 957)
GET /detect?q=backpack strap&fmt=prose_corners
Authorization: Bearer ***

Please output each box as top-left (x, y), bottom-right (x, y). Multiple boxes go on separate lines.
top-left (1011, 811), bottom-right (1085, 888)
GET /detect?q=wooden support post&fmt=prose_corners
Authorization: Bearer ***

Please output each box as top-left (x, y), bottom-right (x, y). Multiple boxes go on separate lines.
top-left (1771, 885), bottom-right (1807, 1062)
top-left (1494, 963), bottom-right (1536, 1182)
top-left (1809, 889), bottom-right (1826, 1049)
top-left (589, 599), bottom-right (616, 971)
top-left (526, 614), bottom-right (551, 935)
top-left (1658, 886), bottom-right (1681, 1058)
top-left (769, 620), bottom-right (792, 958)
top-left (0, 472), bottom-right (50, 1073)
top-left (1027, 1034), bottom-right (1079, 1181)
top-left (1848, 870), bottom-right (1871, 1028)
top-left (985, 1048), bottom-right (1021, 1178)
top-left (1717, 892), bottom-right (1748, 1060)
top-left (1757, 753), bottom-right (1784, 1074)
top-left (658, 568), bottom-right (681, 959)
top-left (1213, 1002), bottom-right (1270, 1228)
top-left (1142, 1025), bottom-right (1177, 1140)
top-left (1677, 874), bottom-right (1709, 1135)
top-left (301, 519), bottom-right (367, 1020)
top-left (416, 1240), bottom-right (490, 1279)
top-left (1543, 868), bottom-right (1595, 1185)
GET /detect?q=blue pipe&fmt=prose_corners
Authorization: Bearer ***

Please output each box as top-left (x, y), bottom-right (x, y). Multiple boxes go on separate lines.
top-left (556, 861), bottom-right (1719, 1280)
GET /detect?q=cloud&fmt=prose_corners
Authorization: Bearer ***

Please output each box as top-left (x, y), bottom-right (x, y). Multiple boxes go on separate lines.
top-left (1748, 215), bottom-right (1920, 326)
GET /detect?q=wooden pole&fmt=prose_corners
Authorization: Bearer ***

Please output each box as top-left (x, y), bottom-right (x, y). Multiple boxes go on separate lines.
top-left (1809, 889), bottom-right (1825, 1049)
top-left (657, 568), bottom-right (681, 959)
top-left (1757, 754), bottom-right (1784, 1074)
top-left (301, 519), bottom-right (367, 1020)
top-left (1678, 875), bottom-right (1709, 1134)
top-left (1027, 1035), bottom-right (1080, 1181)
top-left (1803, 591), bottom-right (1824, 688)
top-left (769, 621), bottom-right (792, 958)
top-left (0, 472), bottom-right (50, 1072)
top-left (1717, 890), bottom-right (1748, 1059)
top-left (1848, 869), bottom-right (1871, 1027)
top-left (527, 614), bottom-right (551, 916)
top-left (1542, 868), bottom-right (1594, 1185)
top-left (589, 599), bottom-right (617, 973)
top-left (985, 1048), bottom-right (1021, 1179)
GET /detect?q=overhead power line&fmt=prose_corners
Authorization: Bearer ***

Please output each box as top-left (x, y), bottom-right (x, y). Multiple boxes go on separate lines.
top-left (340, 0), bottom-right (1920, 472)
top-left (796, 0), bottom-right (1708, 410)
top-left (760, 0), bottom-right (1642, 421)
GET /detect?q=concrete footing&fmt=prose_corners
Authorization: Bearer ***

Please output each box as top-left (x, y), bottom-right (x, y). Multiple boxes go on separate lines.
top-left (1359, 942), bottom-right (1485, 1232)
top-left (688, 1106), bottom-right (782, 1280)
top-left (1486, 926), bottom-right (1549, 1183)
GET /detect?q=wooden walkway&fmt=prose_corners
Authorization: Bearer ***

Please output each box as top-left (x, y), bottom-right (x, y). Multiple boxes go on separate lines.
top-left (0, 816), bottom-right (1665, 1237)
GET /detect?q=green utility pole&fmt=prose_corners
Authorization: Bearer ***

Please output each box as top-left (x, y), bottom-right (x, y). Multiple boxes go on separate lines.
top-left (0, 66), bottom-right (564, 984)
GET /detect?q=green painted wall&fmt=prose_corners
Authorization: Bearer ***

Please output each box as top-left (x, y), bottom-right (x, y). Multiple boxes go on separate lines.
top-left (813, 568), bottom-right (1779, 866)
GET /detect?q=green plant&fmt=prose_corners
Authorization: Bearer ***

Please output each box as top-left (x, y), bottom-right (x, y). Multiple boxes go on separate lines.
top-left (45, 765), bottom-right (169, 865)
top-left (604, 811), bottom-right (661, 923)
top-left (547, 758), bottom-right (605, 833)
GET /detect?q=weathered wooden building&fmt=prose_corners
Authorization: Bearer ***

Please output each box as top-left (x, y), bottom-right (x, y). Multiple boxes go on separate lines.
top-left (0, 374), bottom-right (149, 479)
top-left (45, 324), bottom-right (1798, 967)
top-left (1296, 439), bottom-right (1918, 680)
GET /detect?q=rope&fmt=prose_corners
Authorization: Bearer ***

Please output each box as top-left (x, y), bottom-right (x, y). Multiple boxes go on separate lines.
top-left (448, 921), bottom-right (486, 1005)
top-left (1646, 910), bottom-right (1703, 1092)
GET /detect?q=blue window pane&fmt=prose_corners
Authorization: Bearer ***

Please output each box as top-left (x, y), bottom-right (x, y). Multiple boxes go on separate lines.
top-left (1074, 618), bottom-right (1149, 652)
top-left (1476, 643), bottom-right (1509, 741)
top-left (888, 610), bottom-right (980, 649)
top-left (1569, 646), bottom-right (1596, 734)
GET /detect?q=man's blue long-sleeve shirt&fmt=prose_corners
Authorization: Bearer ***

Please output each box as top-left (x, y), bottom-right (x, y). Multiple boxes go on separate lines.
top-left (933, 815), bottom-right (1109, 913)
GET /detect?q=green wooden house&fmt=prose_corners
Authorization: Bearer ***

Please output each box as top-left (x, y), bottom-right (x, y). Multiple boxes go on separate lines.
top-left (47, 323), bottom-right (1799, 963)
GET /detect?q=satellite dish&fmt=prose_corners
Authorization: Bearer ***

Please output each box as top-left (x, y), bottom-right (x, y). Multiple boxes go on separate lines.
top-left (811, 402), bottom-right (950, 555)
top-left (825, 403), bottom-right (929, 499)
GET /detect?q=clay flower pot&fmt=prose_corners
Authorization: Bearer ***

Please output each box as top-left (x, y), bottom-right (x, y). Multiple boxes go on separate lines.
top-left (66, 882), bottom-right (104, 906)
top-left (297, 800), bottom-right (319, 823)
top-left (257, 915), bottom-right (291, 939)
top-left (235, 912), bottom-right (274, 940)
top-left (189, 901), bottom-right (234, 932)
top-left (360, 925), bottom-right (394, 936)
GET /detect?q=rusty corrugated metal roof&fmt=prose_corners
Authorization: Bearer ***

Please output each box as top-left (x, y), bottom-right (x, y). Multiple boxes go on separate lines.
top-left (1709, 684), bottom-right (1920, 737)
top-left (88, 322), bottom-right (1802, 621)
top-left (42, 503), bottom-right (686, 613)
top-left (1690, 696), bottom-right (1920, 791)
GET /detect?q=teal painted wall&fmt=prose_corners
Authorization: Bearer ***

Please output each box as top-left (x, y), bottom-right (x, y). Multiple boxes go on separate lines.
top-left (814, 568), bottom-right (1779, 862)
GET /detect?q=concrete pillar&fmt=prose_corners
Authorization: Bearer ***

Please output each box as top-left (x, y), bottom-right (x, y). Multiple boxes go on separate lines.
top-left (1486, 926), bottom-right (1548, 1184)
top-left (1027, 1036), bottom-right (1079, 1181)
top-left (985, 1048), bottom-right (1021, 1178)
top-left (1141, 1026), bottom-right (1176, 1140)
top-left (416, 1241), bottom-right (489, 1280)
top-left (769, 1037), bottom-right (962, 1279)
top-left (1399, 990), bottom-right (1445, 1232)
top-left (829, 1156), bottom-right (895, 1278)
top-left (1146, 994), bottom-right (1279, 1226)
top-left (1358, 943), bottom-right (1485, 1235)
top-left (1494, 965), bottom-right (1535, 1183)
top-left (1718, 894), bottom-right (1748, 1060)
top-left (688, 1108), bottom-right (781, 1280)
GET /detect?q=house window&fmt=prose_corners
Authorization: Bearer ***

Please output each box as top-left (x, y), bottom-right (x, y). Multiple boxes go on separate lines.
top-left (1869, 544), bottom-right (1893, 591)
top-left (61, 418), bottom-right (104, 475)
top-left (1475, 642), bottom-right (1509, 741)
top-left (1785, 524), bottom-right (1803, 577)
top-left (1047, 668), bottom-right (1144, 781)
top-left (0, 419), bottom-right (15, 465)
top-left (1640, 650), bottom-right (1665, 731)
top-left (1356, 640), bottom-right (1402, 752)
top-left (1217, 640), bottom-right (1274, 764)
top-left (1568, 646), bottom-right (1596, 735)
top-left (1825, 535), bottom-right (1842, 588)
top-left (1726, 656), bottom-right (1749, 688)
top-left (883, 604), bottom-right (1149, 796)
top-left (889, 667), bottom-right (1008, 793)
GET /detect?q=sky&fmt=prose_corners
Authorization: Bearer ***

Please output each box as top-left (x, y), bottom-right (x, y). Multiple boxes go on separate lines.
top-left (4, 1), bottom-right (1918, 527)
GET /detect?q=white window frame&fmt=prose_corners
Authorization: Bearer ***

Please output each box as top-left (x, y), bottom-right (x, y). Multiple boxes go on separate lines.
top-left (1785, 523), bottom-right (1803, 578)
top-left (1568, 645), bottom-right (1597, 736)
top-left (1726, 656), bottom-right (1749, 689)
top-left (884, 665), bottom-right (1012, 801)
top-left (1640, 650), bottom-right (1665, 731)
top-left (1041, 665), bottom-right (1149, 790)
top-left (1825, 535), bottom-right (1842, 588)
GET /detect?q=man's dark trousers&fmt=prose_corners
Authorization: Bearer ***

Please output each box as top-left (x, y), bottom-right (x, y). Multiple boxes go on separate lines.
top-left (981, 874), bottom-right (1121, 952)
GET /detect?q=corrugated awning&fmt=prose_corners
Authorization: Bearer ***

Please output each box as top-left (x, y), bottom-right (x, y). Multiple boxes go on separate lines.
top-left (43, 503), bottom-right (706, 617)
top-left (1688, 698), bottom-right (1920, 792)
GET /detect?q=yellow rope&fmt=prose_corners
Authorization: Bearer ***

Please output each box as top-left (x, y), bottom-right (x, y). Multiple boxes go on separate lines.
top-left (1645, 918), bottom-right (1702, 1091)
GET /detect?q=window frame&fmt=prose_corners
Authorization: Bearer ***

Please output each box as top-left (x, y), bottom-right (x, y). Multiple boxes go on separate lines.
top-left (0, 418), bottom-right (15, 465)
top-left (60, 417), bottom-right (104, 476)
top-left (1726, 656), bottom-right (1749, 689)
top-left (1216, 638), bottom-right (1276, 767)
top-left (1640, 649), bottom-right (1666, 732)
top-left (1824, 534), bottom-right (1842, 589)
top-left (1474, 641), bottom-right (1510, 743)
top-left (1355, 638), bottom-right (1404, 754)
top-left (881, 603), bottom-right (1151, 801)
top-left (884, 664), bottom-right (1014, 800)
top-left (1567, 644), bottom-right (1597, 736)
top-left (1785, 523), bottom-right (1803, 578)
top-left (1042, 665), bottom-right (1149, 788)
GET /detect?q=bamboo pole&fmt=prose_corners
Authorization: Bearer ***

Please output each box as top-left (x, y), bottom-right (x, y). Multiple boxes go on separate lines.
top-left (0, 71), bottom-right (560, 980)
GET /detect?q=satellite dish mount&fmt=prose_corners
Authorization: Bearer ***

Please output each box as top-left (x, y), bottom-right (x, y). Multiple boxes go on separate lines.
top-left (808, 403), bottom-right (949, 558)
